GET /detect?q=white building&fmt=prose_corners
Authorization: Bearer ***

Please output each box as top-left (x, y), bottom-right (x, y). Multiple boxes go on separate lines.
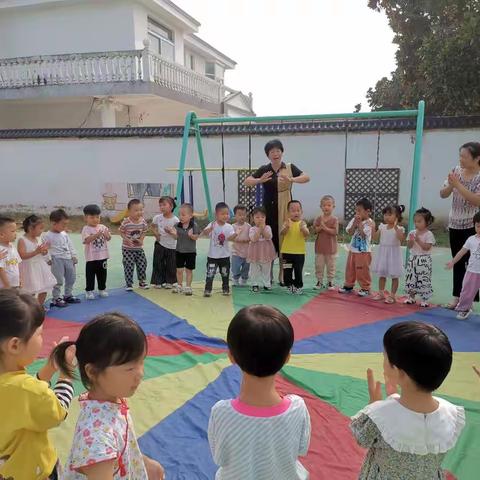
top-left (0, 0), bottom-right (255, 129)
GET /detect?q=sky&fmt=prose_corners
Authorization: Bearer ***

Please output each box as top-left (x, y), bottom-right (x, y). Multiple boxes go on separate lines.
top-left (174, 0), bottom-right (398, 115)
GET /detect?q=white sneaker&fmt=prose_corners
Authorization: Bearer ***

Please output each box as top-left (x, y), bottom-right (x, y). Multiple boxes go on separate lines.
top-left (295, 288), bottom-right (304, 295)
top-left (357, 289), bottom-right (370, 297)
top-left (125, 286), bottom-right (134, 292)
top-left (164, 283), bottom-right (173, 289)
top-left (232, 278), bottom-right (240, 287)
top-left (184, 287), bottom-right (193, 296)
top-left (327, 282), bottom-right (336, 291)
top-left (172, 285), bottom-right (183, 294)
top-left (456, 310), bottom-right (472, 320)
top-left (98, 290), bottom-right (109, 298)
top-left (313, 282), bottom-right (324, 290)
top-left (239, 278), bottom-right (248, 286)
top-left (85, 291), bottom-right (95, 300)
top-left (153, 284), bottom-right (163, 289)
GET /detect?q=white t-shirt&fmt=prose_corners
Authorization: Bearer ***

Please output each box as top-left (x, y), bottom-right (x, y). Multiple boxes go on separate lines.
top-left (0, 244), bottom-right (22, 288)
top-left (347, 218), bottom-right (373, 253)
top-left (463, 234), bottom-right (480, 274)
top-left (152, 214), bottom-right (179, 249)
top-left (408, 230), bottom-right (436, 256)
top-left (207, 222), bottom-right (236, 259)
top-left (42, 231), bottom-right (77, 260)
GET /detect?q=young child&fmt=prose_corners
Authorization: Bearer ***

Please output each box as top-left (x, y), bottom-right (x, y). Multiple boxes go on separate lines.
top-left (371, 205), bottom-right (406, 304)
top-left (0, 289), bottom-right (75, 479)
top-left (314, 195), bottom-right (339, 290)
top-left (351, 321), bottom-right (465, 479)
top-left (247, 207), bottom-right (277, 292)
top-left (202, 202), bottom-right (237, 297)
top-left (231, 205), bottom-right (251, 287)
top-left (339, 198), bottom-right (374, 297)
top-left (53, 312), bottom-right (165, 479)
top-left (405, 208), bottom-right (436, 307)
top-left (151, 196), bottom-right (179, 289)
top-left (208, 305), bottom-right (311, 479)
top-left (171, 203), bottom-right (200, 295)
top-left (280, 200), bottom-right (310, 295)
top-left (18, 215), bottom-right (56, 307)
top-left (119, 199), bottom-right (149, 291)
top-left (447, 211), bottom-right (480, 320)
top-left (43, 209), bottom-right (80, 307)
top-left (81, 204), bottom-right (111, 300)
top-left (0, 217), bottom-right (22, 289)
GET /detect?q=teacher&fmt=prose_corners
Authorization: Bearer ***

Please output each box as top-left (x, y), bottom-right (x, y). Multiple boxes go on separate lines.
top-left (245, 139), bottom-right (310, 260)
top-left (440, 141), bottom-right (480, 309)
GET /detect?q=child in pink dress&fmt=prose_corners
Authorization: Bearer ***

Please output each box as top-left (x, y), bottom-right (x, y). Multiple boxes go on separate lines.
top-left (247, 207), bottom-right (277, 292)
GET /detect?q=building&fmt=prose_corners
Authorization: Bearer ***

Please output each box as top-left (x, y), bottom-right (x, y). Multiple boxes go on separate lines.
top-left (0, 0), bottom-right (255, 129)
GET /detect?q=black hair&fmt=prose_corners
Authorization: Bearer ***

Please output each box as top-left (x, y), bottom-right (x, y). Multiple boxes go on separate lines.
top-left (383, 321), bottom-right (452, 392)
top-left (127, 199), bottom-right (142, 210)
top-left (215, 202), bottom-right (230, 212)
top-left (52, 312), bottom-right (147, 385)
top-left (83, 204), bottom-right (101, 216)
top-left (382, 204), bottom-right (405, 222)
top-left (22, 215), bottom-right (43, 233)
top-left (227, 305), bottom-right (294, 377)
top-left (233, 205), bottom-right (247, 214)
top-left (460, 142), bottom-right (480, 163)
top-left (356, 197), bottom-right (373, 212)
top-left (264, 139), bottom-right (284, 156)
top-left (159, 196), bottom-right (176, 210)
top-left (473, 212), bottom-right (480, 224)
top-left (49, 209), bottom-right (69, 223)
top-left (0, 216), bottom-right (16, 229)
top-left (414, 207), bottom-right (435, 226)
top-left (0, 289), bottom-right (45, 344)
top-left (287, 200), bottom-right (302, 210)
top-left (252, 206), bottom-right (267, 216)
top-left (179, 203), bottom-right (194, 214)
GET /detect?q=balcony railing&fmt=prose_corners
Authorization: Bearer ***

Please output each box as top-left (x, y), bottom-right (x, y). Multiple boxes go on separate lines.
top-left (0, 48), bottom-right (225, 104)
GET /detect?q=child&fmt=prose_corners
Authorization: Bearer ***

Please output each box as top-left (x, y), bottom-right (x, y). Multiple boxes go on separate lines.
top-left (18, 215), bottom-right (56, 307)
top-left (231, 205), bottom-right (251, 287)
top-left (202, 202), bottom-right (237, 297)
top-left (313, 195), bottom-right (339, 290)
top-left (0, 289), bottom-right (75, 479)
top-left (151, 196), bottom-right (179, 289)
top-left (371, 205), bottom-right (406, 304)
top-left (53, 312), bottom-right (165, 479)
top-left (208, 305), bottom-right (311, 479)
top-left (247, 207), bottom-right (277, 292)
top-left (81, 204), bottom-right (111, 300)
top-left (43, 209), bottom-right (81, 307)
top-left (339, 198), bottom-right (374, 297)
top-left (119, 199), bottom-right (149, 291)
top-left (280, 200), bottom-right (309, 295)
top-left (447, 211), bottom-right (480, 320)
top-left (405, 208), bottom-right (436, 307)
top-left (0, 217), bottom-right (22, 289)
top-left (171, 203), bottom-right (200, 295)
top-left (351, 321), bottom-right (465, 479)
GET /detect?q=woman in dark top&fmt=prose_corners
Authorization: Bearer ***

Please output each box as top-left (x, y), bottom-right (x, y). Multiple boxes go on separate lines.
top-left (245, 140), bottom-right (310, 280)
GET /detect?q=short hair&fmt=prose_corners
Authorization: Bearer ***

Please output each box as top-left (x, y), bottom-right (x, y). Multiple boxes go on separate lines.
top-left (127, 199), bottom-right (142, 210)
top-left (22, 214), bottom-right (43, 233)
top-left (356, 198), bottom-right (373, 212)
top-left (414, 207), bottom-right (435, 226)
top-left (233, 204), bottom-right (247, 214)
top-left (0, 216), bottom-right (16, 229)
top-left (252, 206), bottom-right (267, 216)
top-left (474, 212), bottom-right (480, 224)
top-left (159, 196), bottom-right (176, 210)
top-left (382, 204), bottom-right (405, 222)
top-left (215, 202), bottom-right (229, 212)
top-left (83, 204), bottom-right (101, 216)
top-left (179, 203), bottom-right (193, 214)
top-left (264, 139), bottom-right (284, 156)
top-left (383, 321), bottom-right (452, 392)
top-left (227, 305), bottom-right (294, 377)
top-left (287, 200), bottom-right (302, 210)
top-left (49, 209), bottom-right (69, 223)
top-left (320, 195), bottom-right (335, 205)
top-left (460, 142), bottom-right (480, 161)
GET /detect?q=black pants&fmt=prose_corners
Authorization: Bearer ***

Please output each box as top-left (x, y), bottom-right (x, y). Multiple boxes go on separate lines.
top-left (282, 253), bottom-right (305, 288)
top-left (205, 257), bottom-right (230, 292)
top-left (49, 462), bottom-right (59, 480)
top-left (85, 259), bottom-right (107, 292)
top-left (151, 242), bottom-right (177, 285)
top-left (449, 228), bottom-right (478, 300)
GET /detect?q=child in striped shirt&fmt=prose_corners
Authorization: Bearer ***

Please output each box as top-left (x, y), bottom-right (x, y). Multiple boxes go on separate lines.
top-left (208, 305), bottom-right (311, 480)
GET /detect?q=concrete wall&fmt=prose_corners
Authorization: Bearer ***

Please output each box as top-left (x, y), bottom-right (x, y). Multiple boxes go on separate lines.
top-left (1, 128), bottom-right (478, 222)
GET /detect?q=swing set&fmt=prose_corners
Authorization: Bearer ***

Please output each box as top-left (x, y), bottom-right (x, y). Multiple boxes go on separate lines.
top-left (175, 101), bottom-right (426, 235)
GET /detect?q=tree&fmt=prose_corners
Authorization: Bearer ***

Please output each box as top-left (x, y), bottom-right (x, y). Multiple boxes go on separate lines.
top-left (367, 1), bottom-right (480, 115)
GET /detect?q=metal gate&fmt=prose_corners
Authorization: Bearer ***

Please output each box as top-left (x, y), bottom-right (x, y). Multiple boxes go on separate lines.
top-left (237, 170), bottom-right (264, 212)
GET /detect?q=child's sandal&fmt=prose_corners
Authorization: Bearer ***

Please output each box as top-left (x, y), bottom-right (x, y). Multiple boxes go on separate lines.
top-left (384, 295), bottom-right (396, 304)
top-left (372, 292), bottom-right (385, 301)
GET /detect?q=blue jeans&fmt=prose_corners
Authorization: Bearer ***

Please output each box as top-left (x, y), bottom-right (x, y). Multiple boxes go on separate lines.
top-left (231, 255), bottom-right (250, 280)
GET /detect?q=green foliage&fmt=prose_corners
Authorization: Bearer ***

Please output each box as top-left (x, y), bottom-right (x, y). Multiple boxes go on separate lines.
top-left (367, 0), bottom-right (480, 115)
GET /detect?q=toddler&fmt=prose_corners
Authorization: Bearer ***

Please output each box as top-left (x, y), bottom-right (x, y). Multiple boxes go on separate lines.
top-left (0, 217), bottom-right (22, 289)
top-left (231, 205), bottom-right (251, 286)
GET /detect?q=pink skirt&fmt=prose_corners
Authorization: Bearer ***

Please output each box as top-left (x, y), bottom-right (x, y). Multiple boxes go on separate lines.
top-left (247, 240), bottom-right (277, 264)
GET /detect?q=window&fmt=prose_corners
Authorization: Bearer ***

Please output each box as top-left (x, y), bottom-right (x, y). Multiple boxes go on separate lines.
top-left (205, 62), bottom-right (216, 80)
top-left (188, 54), bottom-right (195, 71)
top-left (148, 18), bottom-right (175, 62)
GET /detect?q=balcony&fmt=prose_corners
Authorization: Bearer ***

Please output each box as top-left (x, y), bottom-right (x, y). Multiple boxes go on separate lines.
top-left (0, 47), bottom-right (227, 107)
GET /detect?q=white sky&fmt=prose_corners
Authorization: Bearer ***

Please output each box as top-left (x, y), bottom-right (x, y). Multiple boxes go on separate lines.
top-left (174, 0), bottom-right (398, 115)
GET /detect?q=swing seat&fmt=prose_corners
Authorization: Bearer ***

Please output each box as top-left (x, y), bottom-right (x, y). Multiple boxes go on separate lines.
top-left (193, 209), bottom-right (208, 218)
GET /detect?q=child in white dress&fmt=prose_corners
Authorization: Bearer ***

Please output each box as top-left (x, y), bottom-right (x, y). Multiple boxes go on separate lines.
top-left (351, 321), bottom-right (465, 480)
top-left (371, 205), bottom-right (406, 304)
top-left (18, 215), bottom-right (56, 307)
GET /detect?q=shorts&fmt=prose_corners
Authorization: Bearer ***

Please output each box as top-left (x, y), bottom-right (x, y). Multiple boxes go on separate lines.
top-left (176, 251), bottom-right (196, 270)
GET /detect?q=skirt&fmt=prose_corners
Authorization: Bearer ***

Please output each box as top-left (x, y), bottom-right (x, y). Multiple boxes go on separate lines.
top-left (371, 245), bottom-right (404, 278)
top-left (19, 257), bottom-right (57, 295)
top-left (405, 254), bottom-right (433, 299)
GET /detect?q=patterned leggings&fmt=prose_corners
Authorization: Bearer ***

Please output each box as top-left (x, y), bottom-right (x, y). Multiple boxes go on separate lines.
top-left (122, 248), bottom-right (147, 287)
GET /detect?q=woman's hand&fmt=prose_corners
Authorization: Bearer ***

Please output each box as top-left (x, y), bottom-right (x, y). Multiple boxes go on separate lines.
top-left (367, 368), bottom-right (398, 404)
top-left (260, 171), bottom-right (273, 183)
top-left (448, 172), bottom-right (461, 189)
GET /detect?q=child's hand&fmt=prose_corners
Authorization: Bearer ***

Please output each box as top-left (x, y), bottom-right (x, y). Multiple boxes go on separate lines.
top-left (188, 229), bottom-right (195, 239)
top-left (47, 259), bottom-right (52, 266)
top-left (143, 456), bottom-right (165, 480)
top-left (72, 257), bottom-right (78, 265)
top-left (0, 249), bottom-right (7, 261)
top-left (473, 365), bottom-right (480, 379)
top-left (446, 260), bottom-right (454, 270)
top-left (300, 221), bottom-right (307, 230)
top-left (367, 368), bottom-right (398, 404)
top-left (165, 226), bottom-right (175, 235)
top-left (408, 232), bottom-right (416, 242)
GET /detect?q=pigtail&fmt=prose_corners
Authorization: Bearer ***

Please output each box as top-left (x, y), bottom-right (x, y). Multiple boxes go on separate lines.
top-left (50, 341), bottom-right (77, 378)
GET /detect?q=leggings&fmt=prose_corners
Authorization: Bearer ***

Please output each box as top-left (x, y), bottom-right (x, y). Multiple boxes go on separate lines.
top-left (449, 228), bottom-right (478, 300)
